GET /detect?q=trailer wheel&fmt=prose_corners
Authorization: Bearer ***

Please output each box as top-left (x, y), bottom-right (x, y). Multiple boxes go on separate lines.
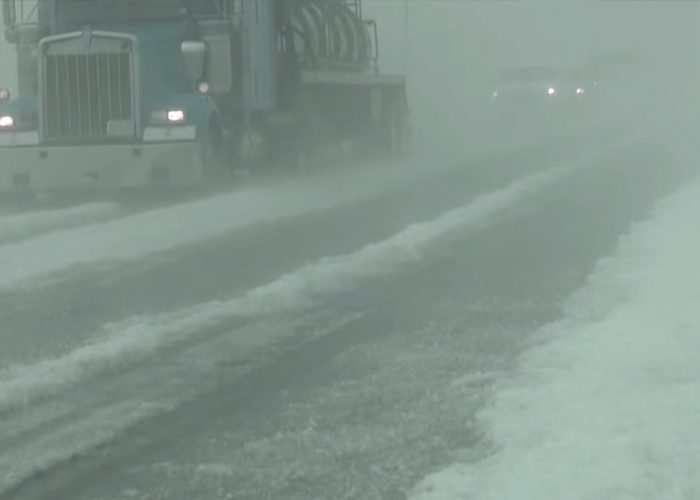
top-left (386, 95), bottom-right (409, 156)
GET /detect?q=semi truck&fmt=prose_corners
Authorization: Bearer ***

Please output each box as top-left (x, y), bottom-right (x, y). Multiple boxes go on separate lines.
top-left (0, 0), bottom-right (408, 191)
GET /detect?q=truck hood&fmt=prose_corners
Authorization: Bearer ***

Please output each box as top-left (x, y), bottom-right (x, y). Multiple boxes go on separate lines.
top-left (89, 21), bottom-right (193, 101)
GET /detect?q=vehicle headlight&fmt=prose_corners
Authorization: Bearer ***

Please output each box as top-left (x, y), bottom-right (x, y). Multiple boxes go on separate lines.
top-left (150, 109), bottom-right (187, 125)
top-left (0, 88), bottom-right (10, 102)
top-left (0, 115), bottom-right (15, 129)
top-left (547, 87), bottom-right (557, 96)
top-left (576, 87), bottom-right (585, 95)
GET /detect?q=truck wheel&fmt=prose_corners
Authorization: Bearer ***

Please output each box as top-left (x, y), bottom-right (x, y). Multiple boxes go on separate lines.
top-left (200, 122), bottom-right (226, 182)
top-left (386, 98), bottom-right (409, 155)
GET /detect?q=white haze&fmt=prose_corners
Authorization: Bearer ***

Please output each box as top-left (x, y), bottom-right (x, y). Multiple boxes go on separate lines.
top-left (2, 1), bottom-right (699, 152)
top-left (365, 0), bottom-right (700, 154)
top-left (0, 2), bottom-right (699, 497)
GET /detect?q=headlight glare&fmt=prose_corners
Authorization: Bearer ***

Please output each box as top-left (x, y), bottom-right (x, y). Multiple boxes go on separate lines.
top-left (151, 109), bottom-right (187, 125)
top-left (0, 115), bottom-right (15, 128)
top-left (167, 109), bottom-right (186, 123)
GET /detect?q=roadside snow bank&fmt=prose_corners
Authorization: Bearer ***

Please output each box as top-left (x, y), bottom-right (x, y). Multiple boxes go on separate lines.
top-left (411, 174), bottom-right (700, 499)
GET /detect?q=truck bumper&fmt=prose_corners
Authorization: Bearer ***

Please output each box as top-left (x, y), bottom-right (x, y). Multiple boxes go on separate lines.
top-left (0, 141), bottom-right (203, 192)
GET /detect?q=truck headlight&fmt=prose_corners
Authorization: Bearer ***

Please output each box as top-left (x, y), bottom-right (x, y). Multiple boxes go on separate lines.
top-left (0, 115), bottom-right (15, 129)
top-left (150, 109), bottom-right (187, 125)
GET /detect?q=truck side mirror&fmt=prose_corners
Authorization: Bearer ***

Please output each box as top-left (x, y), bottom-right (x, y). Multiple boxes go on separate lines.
top-left (181, 40), bottom-right (207, 85)
top-left (197, 19), bottom-right (233, 95)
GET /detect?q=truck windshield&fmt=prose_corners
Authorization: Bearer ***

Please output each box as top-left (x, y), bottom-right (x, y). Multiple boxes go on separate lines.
top-left (55, 0), bottom-right (186, 28)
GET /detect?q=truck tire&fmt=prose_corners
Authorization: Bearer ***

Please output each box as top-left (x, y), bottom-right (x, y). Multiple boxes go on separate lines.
top-left (391, 104), bottom-right (409, 155)
top-left (200, 120), bottom-right (226, 182)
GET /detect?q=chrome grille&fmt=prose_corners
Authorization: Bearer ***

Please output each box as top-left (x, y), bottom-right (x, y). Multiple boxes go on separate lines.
top-left (43, 49), bottom-right (134, 141)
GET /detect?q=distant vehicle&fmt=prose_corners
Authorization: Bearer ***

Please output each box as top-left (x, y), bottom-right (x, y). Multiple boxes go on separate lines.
top-left (489, 65), bottom-right (589, 106)
top-left (484, 63), bottom-right (598, 144)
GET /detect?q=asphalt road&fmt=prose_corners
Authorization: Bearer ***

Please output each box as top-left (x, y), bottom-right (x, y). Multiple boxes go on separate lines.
top-left (1, 120), bottom-right (696, 499)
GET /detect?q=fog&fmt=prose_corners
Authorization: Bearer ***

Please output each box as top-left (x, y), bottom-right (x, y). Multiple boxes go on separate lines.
top-left (3, 1), bottom-right (700, 152)
top-left (365, 0), bottom-right (700, 154)
top-left (2, 2), bottom-right (700, 499)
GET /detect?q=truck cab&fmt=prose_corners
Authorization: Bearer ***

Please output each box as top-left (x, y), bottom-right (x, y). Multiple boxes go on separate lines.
top-left (0, 0), bottom-right (229, 189)
top-left (0, 0), bottom-right (407, 191)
